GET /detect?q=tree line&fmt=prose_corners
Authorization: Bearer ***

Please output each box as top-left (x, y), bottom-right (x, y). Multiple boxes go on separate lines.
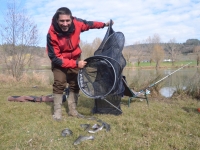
top-left (0, 0), bottom-right (199, 81)
top-left (123, 35), bottom-right (200, 69)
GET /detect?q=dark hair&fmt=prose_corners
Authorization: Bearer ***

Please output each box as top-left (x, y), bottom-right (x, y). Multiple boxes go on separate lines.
top-left (53, 7), bottom-right (72, 20)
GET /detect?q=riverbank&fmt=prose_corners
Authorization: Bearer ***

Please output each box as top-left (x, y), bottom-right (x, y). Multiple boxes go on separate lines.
top-left (126, 60), bottom-right (198, 69)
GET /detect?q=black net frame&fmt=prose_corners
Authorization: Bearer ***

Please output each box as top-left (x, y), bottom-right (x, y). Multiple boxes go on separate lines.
top-left (78, 20), bottom-right (126, 115)
top-left (78, 56), bottom-right (117, 98)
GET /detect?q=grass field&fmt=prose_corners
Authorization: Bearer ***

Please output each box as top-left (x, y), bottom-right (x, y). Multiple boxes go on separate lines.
top-left (133, 60), bottom-right (196, 68)
top-left (1, 82), bottom-right (200, 150)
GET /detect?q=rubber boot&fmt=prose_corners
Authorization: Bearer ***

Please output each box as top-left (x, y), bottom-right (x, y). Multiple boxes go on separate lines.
top-left (52, 94), bottom-right (63, 121)
top-left (68, 92), bottom-right (84, 118)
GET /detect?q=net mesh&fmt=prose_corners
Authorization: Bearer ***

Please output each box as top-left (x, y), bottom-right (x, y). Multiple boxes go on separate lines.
top-left (92, 94), bottom-right (122, 115)
top-left (95, 32), bottom-right (126, 69)
top-left (78, 56), bottom-right (116, 98)
top-left (78, 20), bottom-right (126, 115)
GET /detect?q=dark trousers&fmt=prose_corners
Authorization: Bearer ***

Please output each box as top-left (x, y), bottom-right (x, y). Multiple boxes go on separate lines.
top-left (52, 64), bottom-right (80, 94)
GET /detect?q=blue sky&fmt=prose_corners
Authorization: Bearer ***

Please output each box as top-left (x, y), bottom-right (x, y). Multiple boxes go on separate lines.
top-left (0, 0), bottom-right (200, 47)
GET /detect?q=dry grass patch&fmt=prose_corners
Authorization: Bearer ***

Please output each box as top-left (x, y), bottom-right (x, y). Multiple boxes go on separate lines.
top-left (0, 72), bottom-right (50, 88)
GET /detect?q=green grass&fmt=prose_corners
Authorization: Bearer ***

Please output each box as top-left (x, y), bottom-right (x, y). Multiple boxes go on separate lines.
top-left (134, 60), bottom-right (196, 68)
top-left (1, 85), bottom-right (200, 150)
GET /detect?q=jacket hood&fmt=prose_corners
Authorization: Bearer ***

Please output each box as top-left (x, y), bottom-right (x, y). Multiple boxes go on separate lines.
top-left (52, 15), bottom-right (75, 36)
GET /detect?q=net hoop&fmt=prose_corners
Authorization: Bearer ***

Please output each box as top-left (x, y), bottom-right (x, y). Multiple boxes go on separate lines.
top-left (78, 55), bottom-right (117, 98)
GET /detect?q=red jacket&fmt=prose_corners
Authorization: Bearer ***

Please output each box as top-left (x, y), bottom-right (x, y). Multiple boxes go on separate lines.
top-left (47, 17), bottom-right (105, 68)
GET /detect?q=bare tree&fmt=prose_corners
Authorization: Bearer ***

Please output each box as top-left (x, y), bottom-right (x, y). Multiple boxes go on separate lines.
top-left (80, 41), bottom-right (93, 59)
top-left (91, 37), bottom-right (102, 52)
top-left (122, 47), bottom-right (132, 66)
top-left (133, 41), bottom-right (145, 66)
top-left (145, 34), bottom-right (161, 65)
top-left (165, 38), bottom-right (180, 66)
top-left (193, 45), bottom-right (200, 66)
top-left (80, 38), bottom-right (102, 60)
top-left (152, 44), bottom-right (165, 69)
top-left (0, 0), bottom-right (38, 80)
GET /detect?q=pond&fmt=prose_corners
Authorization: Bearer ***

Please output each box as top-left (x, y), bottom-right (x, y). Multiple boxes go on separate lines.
top-left (31, 67), bottom-right (199, 98)
top-left (123, 67), bottom-right (199, 97)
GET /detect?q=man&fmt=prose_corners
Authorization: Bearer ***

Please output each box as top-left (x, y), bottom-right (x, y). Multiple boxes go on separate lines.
top-left (47, 7), bottom-right (112, 121)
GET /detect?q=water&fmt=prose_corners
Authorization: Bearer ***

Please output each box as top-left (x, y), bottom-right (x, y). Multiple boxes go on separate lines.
top-left (29, 67), bottom-right (199, 98)
top-left (123, 67), bottom-right (199, 97)
top-left (159, 86), bottom-right (187, 97)
top-left (159, 87), bottom-right (176, 97)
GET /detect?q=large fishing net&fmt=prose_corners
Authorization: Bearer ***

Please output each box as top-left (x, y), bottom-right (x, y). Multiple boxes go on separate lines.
top-left (78, 20), bottom-right (126, 115)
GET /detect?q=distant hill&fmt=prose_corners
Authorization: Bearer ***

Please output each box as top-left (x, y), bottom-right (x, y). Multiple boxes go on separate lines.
top-left (124, 39), bottom-right (200, 54)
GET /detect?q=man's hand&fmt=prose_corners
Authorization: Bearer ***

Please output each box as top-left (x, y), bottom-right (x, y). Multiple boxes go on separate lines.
top-left (77, 60), bottom-right (87, 68)
top-left (105, 20), bottom-right (114, 27)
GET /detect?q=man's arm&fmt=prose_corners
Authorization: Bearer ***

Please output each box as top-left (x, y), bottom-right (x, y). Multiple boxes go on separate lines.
top-left (74, 17), bottom-right (113, 31)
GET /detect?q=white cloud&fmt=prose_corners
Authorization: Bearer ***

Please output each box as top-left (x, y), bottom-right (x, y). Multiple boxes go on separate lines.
top-left (0, 0), bottom-right (200, 47)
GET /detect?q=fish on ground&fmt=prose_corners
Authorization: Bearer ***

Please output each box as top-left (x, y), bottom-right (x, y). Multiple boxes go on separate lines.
top-left (61, 128), bottom-right (73, 137)
top-left (73, 135), bottom-right (95, 145)
top-left (88, 125), bottom-right (104, 134)
top-left (80, 124), bottom-right (91, 131)
top-left (91, 123), bottom-right (101, 130)
top-left (97, 119), bottom-right (111, 131)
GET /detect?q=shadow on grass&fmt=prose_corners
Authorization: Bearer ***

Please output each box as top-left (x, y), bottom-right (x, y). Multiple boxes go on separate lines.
top-left (182, 107), bottom-right (200, 114)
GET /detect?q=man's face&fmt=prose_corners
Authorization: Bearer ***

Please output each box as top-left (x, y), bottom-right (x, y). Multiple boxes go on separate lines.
top-left (57, 14), bottom-right (72, 32)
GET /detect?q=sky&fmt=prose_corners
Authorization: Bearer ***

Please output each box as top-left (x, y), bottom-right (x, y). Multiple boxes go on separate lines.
top-left (0, 0), bottom-right (200, 47)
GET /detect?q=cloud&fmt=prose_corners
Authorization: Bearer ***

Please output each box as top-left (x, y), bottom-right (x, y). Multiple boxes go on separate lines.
top-left (1, 0), bottom-right (200, 47)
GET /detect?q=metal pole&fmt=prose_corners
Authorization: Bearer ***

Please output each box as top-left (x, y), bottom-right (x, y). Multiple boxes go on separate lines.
top-left (145, 62), bottom-right (192, 89)
top-left (103, 98), bottom-right (123, 113)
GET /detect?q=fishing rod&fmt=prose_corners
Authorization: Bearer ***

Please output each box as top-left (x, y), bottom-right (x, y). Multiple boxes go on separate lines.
top-left (140, 62), bottom-right (192, 94)
top-left (132, 62), bottom-right (192, 106)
